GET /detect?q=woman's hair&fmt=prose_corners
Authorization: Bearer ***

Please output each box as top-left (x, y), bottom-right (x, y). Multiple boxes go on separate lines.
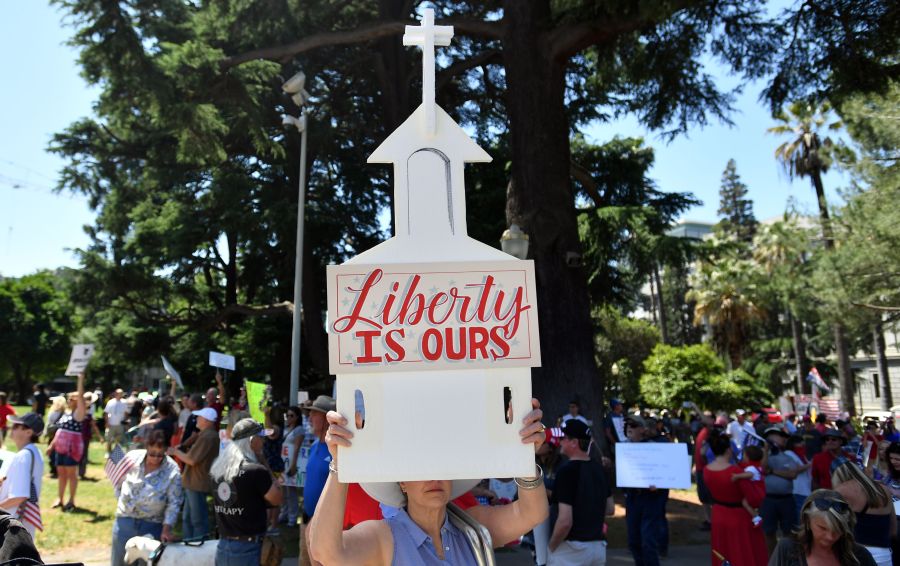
top-left (145, 430), bottom-right (167, 449)
top-left (210, 436), bottom-right (257, 483)
top-left (795, 490), bottom-right (859, 565)
top-left (708, 428), bottom-right (731, 456)
top-left (156, 396), bottom-right (174, 418)
top-left (832, 459), bottom-right (891, 508)
top-left (886, 442), bottom-right (900, 480)
top-left (49, 396), bottom-right (67, 414)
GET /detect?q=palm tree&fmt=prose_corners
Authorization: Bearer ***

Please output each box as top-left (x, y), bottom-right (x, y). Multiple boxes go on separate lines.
top-left (753, 217), bottom-right (812, 393)
top-left (687, 252), bottom-right (765, 370)
top-left (768, 101), bottom-right (855, 413)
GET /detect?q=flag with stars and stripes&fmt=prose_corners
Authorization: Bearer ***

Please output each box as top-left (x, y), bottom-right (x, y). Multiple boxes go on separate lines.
top-left (105, 444), bottom-right (136, 491)
top-left (18, 480), bottom-right (42, 532)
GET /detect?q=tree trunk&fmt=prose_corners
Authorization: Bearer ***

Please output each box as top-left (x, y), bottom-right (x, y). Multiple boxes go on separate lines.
top-left (653, 263), bottom-right (669, 344)
top-left (812, 171), bottom-right (855, 414)
top-left (789, 310), bottom-right (808, 394)
top-left (874, 322), bottom-right (893, 410)
top-left (502, 0), bottom-right (599, 424)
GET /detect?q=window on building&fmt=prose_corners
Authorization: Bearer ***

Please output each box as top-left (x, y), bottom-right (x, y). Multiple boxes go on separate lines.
top-left (873, 373), bottom-right (880, 398)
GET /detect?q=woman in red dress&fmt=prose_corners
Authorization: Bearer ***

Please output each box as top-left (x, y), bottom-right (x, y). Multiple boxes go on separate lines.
top-left (703, 428), bottom-right (768, 566)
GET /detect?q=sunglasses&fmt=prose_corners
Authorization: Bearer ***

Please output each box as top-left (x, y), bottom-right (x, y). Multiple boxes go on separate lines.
top-left (146, 451), bottom-right (166, 459)
top-left (811, 497), bottom-right (849, 514)
top-left (11, 423), bottom-right (26, 430)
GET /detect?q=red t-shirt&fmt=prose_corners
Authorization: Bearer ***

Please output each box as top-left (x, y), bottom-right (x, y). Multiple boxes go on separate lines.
top-left (209, 401), bottom-right (225, 426)
top-left (341, 486), bottom-right (479, 530)
top-left (811, 450), bottom-right (850, 489)
top-left (695, 427), bottom-right (710, 471)
top-left (0, 404), bottom-right (16, 428)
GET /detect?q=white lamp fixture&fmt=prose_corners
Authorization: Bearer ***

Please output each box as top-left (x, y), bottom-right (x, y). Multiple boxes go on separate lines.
top-left (501, 223), bottom-right (529, 260)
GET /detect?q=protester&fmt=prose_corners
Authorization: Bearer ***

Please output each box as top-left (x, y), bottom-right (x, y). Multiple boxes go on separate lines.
top-left (0, 413), bottom-right (45, 538)
top-left (110, 430), bottom-right (182, 566)
top-left (179, 393), bottom-right (204, 450)
top-left (78, 392), bottom-right (102, 479)
top-left (167, 406), bottom-right (220, 541)
top-left (784, 435), bottom-right (812, 521)
top-left (561, 400), bottom-right (589, 425)
top-left (206, 372), bottom-right (226, 426)
top-left (31, 385), bottom-right (48, 417)
top-left (694, 412), bottom-right (715, 531)
top-left (45, 396), bottom-right (66, 478)
top-left (300, 395), bottom-right (335, 565)
top-left (533, 428), bottom-right (563, 565)
top-left (800, 416), bottom-right (823, 460)
top-left (262, 404), bottom-right (285, 534)
top-left (307, 399), bottom-right (549, 564)
top-left (210, 418), bottom-right (283, 565)
top-left (0, 393), bottom-right (17, 444)
top-left (728, 409), bottom-right (756, 452)
top-left (703, 428), bottom-right (768, 566)
top-left (152, 396), bottom-right (178, 446)
top-left (622, 415), bottom-right (668, 566)
top-left (811, 429), bottom-right (851, 490)
top-left (731, 444), bottom-right (766, 527)
top-left (761, 426), bottom-right (799, 553)
top-left (104, 389), bottom-right (127, 454)
top-left (603, 398), bottom-right (628, 449)
top-left (280, 405), bottom-right (304, 527)
top-left (831, 459), bottom-right (896, 566)
top-left (48, 372), bottom-right (86, 511)
top-left (767, 490), bottom-right (877, 566)
top-left (547, 418), bottom-right (614, 565)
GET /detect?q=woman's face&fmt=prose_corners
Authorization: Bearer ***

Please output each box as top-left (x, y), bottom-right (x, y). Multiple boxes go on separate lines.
top-left (810, 516), bottom-right (840, 549)
top-left (145, 445), bottom-right (166, 469)
top-left (401, 480), bottom-right (452, 510)
top-left (888, 452), bottom-right (900, 472)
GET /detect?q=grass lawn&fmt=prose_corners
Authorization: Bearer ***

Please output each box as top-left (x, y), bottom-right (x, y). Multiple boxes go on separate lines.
top-left (5, 406), bottom-right (301, 559)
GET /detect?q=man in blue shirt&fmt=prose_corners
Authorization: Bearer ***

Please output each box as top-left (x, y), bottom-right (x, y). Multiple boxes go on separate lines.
top-left (300, 395), bottom-right (335, 566)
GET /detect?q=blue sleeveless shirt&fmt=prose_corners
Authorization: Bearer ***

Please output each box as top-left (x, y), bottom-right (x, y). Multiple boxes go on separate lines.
top-left (386, 507), bottom-right (479, 565)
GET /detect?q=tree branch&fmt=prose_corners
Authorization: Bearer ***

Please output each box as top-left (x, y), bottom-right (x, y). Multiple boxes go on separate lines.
top-left (570, 162), bottom-right (604, 207)
top-left (221, 19), bottom-right (503, 69)
top-left (851, 302), bottom-right (900, 313)
top-left (436, 49), bottom-right (501, 92)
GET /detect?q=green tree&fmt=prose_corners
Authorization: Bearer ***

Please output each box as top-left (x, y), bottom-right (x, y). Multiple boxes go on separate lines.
top-left (716, 159), bottom-right (757, 244)
top-left (768, 101), bottom-right (856, 413)
top-left (640, 343), bottom-right (771, 411)
top-left (593, 306), bottom-right (660, 405)
top-left (0, 271), bottom-right (75, 400)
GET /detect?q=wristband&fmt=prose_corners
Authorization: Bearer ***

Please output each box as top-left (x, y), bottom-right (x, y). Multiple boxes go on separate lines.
top-left (328, 460), bottom-right (338, 474)
top-left (515, 464), bottom-right (544, 490)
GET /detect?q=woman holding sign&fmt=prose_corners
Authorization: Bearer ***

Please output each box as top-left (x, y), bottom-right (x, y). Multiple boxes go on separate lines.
top-left (308, 399), bottom-right (549, 565)
top-left (47, 372), bottom-right (86, 511)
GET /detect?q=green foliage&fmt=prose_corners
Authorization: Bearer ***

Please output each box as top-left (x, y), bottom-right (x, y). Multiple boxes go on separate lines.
top-left (593, 306), bottom-right (660, 404)
top-left (0, 272), bottom-right (75, 398)
top-left (640, 343), bottom-right (771, 412)
top-left (716, 159), bottom-right (757, 244)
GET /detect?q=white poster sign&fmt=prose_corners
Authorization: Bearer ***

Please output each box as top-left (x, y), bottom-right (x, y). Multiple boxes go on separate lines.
top-left (161, 356), bottom-right (184, 389)
top-left (329, 9), bottom-right (538, 483)
top-left (296, 391), bottom-right (309, 405)
top-left (615, 442), bottom-right (692, 489)
top-left (65, 344), bottom-right (95, 376)
top-left (327, 261), bottom-right (540, 374)
top-left (208, 351), bottom-right (235, 371)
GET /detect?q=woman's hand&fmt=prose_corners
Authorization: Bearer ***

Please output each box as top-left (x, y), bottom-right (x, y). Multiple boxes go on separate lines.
top-left (324, 411), bottom-right (353, 463)
top-left (161, 524), bottom-right (174, 543)
top-left (519, 398), bottom-right (545, 452)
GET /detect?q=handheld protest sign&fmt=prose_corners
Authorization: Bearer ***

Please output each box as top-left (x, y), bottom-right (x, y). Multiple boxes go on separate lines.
top-left (161, 356), bottom-right (184, 390)
top-left (65, 344), bottom-right (95, 376)
top-left (209, 351), bottom-right (236, 371)
top-left (326, 9), bottom-right (540, 483)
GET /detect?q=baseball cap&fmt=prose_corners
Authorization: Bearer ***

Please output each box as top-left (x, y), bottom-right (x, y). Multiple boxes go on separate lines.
top-left (561, 419), bottom-right (591, 440)
top-left (231, 418), bottom-right (274, 441)
top-left (9, 413), bottom-right (44, 435)
top-left (735, 409), bottom-right (746, 416)
top-left (192, 407), bottom-right (218, 422)
top-left (610, 398), bottom-right (622, 408)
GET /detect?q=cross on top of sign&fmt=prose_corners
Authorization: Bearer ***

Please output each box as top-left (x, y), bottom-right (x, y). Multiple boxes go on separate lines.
top-left (403, 8), bottom-right (453, 137)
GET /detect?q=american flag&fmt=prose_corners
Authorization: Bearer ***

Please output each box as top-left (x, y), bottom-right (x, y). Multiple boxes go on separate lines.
top-left (806, 367), bottom-right (831, 393)
top-left (19, 480), bottom-right (42, 532)
top-left (105, 444), bottom-right (136, 491)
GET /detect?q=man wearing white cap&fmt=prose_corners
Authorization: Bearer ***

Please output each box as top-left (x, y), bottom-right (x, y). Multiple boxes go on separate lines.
top-left (167, 407), bottom-right (219, 541)
top-left (727, 409), bottom-right (755, 452)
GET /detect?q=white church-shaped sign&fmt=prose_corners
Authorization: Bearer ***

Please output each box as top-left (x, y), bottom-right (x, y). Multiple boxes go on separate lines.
top-left (326, 9), bottom-right (541, 482)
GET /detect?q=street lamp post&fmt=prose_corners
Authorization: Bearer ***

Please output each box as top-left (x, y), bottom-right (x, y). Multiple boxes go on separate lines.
top-left (500, 223), bottom-right (529, 260)
top-left (282, 71), bottom-right (311, 405)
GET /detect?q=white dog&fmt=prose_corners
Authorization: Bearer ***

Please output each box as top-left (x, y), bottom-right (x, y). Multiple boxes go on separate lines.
top-left (123, 536), bottom-right (218, 566)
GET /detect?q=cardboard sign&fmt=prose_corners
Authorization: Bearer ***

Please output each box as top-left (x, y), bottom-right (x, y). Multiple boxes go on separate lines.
top-left (615, 443), bottom-right (692, 489)
top-left (297, 391), bottom-right (309, 404)
top-left (65, 344), bottom-right (95, 376)
top-left (161, 356), bottom-right (183, 389)
top-left (329, 9), bottom-right (539, 483)
top-left (208, 351), bottom-right (235, 371)
top-left (327, 261), bottom-right (540, 373)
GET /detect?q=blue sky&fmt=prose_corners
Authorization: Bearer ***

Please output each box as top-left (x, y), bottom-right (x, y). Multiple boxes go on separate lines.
top-left (0, 1), bottom-right (849, 278)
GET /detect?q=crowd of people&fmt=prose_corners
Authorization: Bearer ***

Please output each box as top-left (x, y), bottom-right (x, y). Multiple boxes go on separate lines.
top-left (2, 375), bottom-right (899, 566)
